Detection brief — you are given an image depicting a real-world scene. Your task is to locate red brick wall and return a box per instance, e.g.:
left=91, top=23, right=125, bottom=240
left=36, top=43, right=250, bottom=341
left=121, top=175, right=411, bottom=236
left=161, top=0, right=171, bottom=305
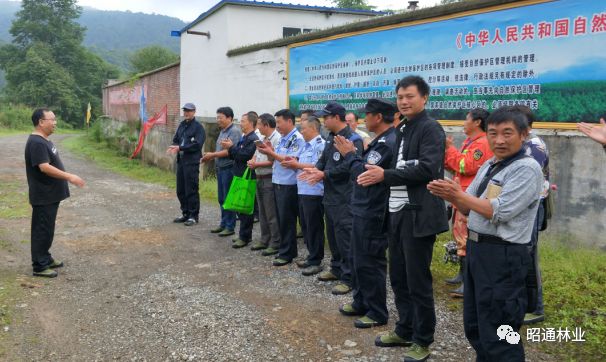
left=102, top=63, right=181, bottom=133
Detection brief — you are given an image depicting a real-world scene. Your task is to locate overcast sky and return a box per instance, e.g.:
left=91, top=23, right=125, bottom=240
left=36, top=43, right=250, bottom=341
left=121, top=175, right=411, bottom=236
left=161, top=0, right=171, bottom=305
left=76, top=0, right=443, bottom=22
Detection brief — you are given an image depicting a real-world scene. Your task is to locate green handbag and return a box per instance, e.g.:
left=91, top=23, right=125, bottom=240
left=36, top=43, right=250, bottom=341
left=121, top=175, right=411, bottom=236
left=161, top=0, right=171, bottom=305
left=223, top=167, right=257, bottom=215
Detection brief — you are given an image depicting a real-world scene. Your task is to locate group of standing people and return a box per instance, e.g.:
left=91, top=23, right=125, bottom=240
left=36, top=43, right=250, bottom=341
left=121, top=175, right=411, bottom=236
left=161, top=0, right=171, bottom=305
left=24, top=73, right=606, bottom=361
left=167, top=75, right=566, bottom=361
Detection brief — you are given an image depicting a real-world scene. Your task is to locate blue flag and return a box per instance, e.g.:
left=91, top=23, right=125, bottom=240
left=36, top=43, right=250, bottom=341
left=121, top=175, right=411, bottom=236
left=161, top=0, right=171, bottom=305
left=139, top=85, right=147, bottom=123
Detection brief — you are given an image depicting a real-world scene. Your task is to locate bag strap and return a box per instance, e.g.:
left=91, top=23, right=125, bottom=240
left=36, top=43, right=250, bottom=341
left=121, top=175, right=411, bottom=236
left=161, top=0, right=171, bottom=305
left=243, top=167, right=251, bottom=180
left=475, top=149, right=528, bottom=197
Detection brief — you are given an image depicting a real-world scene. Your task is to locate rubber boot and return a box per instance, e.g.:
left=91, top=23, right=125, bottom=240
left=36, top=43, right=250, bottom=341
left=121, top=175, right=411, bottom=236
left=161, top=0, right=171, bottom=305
left=445, top=257, right=464, bottom=285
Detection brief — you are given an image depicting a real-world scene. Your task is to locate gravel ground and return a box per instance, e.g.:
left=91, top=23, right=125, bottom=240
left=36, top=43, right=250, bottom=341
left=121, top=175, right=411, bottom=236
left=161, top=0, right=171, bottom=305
left=0, top=134, right=552, bottom=361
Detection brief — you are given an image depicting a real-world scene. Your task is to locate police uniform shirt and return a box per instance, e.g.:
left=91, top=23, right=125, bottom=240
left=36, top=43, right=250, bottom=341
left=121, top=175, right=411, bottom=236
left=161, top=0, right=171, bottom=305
left=215, top=123, right=242, bottom=169
left=345, top=127, right=396, bottom=217
left=296, top=135, right=325, bottom=196
left=466, top=155, right=543, bottom=244
left=272, top=128, right=305, bottom=185
left=315, top=126, right=363, bottom=205
left=25, top=135, right=70, bottom=206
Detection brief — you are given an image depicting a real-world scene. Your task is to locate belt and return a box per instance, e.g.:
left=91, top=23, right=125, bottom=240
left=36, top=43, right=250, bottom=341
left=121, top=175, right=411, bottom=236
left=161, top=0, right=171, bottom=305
left=256, top=174, right=273, bottom=179
left=273, top=183, right=297, bottom=189
left=468, top=230, right=511, bottom=245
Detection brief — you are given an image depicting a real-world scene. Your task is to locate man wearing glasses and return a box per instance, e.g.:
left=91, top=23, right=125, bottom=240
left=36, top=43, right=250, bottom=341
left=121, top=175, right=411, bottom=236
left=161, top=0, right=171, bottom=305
left=25, top=108, right=85, bottom=278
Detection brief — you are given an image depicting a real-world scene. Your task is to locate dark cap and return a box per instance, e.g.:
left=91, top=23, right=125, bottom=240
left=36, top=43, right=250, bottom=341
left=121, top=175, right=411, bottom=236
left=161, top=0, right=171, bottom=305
left=314, top=101, right=346, bottom=119
left=359, top=98, right=397, bottom=115
left=182, top=103, right=196, bottom=111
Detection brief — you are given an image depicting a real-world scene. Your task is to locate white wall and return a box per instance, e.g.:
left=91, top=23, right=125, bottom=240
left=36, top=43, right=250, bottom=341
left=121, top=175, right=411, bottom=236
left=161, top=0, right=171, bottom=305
left=225, top=6, right=374, bottom=49
left=180, top=4, right=376, bottom=118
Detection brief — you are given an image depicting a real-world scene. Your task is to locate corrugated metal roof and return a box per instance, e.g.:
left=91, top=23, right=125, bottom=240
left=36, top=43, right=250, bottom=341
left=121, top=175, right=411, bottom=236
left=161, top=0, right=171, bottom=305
left=178, top=0, right=385, bottom=34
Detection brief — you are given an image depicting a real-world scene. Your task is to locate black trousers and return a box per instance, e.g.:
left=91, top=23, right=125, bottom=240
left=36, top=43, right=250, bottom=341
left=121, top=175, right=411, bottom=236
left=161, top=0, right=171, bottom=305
left=237, top=212, right=254, bottom=242
left=324, top=204, right=353, bottom=285
left=351, top=215, right=388, bottom=323
left=274, top=184, right=299, bottom=261
left=176, top=162, right=200, bottom=220
left=464, top=239, right=530, bottom=362
left=298, top=195, right=325, bottom=265
left=31, top=202, right=60, bottom=272
left=388, top=209, right=436, bottom=347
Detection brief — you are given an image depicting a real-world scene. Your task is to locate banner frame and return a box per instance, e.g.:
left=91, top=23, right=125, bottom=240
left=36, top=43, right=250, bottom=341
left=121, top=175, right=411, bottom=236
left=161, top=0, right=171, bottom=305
left=286, top=0, right=587, bottom=130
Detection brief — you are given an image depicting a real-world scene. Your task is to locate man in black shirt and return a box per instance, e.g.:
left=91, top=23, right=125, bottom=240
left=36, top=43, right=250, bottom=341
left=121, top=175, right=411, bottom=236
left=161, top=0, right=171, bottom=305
left=333, top=99, right=397, bottom=329
left=300, top=101, right=364, bottom=295
left=167, top=103, right=206, bottom=226
left=25, top=108, right=85, bottom=278
left=222, top=111, right=259, bottom=248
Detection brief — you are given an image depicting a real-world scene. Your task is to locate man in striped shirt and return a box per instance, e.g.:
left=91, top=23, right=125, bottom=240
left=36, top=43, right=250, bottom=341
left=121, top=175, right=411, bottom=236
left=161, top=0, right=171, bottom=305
left=358, top=76, right=449, bottom=362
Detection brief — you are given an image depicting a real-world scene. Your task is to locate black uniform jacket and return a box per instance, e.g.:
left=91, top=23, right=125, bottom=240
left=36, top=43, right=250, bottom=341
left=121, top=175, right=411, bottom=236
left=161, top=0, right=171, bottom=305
left=383, top=110, right=449, bottom=237
left=227, top=130, right=259, bottom=178
left=315, top=125, right=364, bottom=206
left=173, top=118, right=206, bottom=165
left=344, top=127, right=396, bottom=224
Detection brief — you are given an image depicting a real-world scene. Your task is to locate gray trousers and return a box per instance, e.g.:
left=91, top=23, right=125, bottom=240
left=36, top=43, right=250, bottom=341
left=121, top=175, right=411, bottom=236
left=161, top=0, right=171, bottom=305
left=256, top=176, right=280, bottom=249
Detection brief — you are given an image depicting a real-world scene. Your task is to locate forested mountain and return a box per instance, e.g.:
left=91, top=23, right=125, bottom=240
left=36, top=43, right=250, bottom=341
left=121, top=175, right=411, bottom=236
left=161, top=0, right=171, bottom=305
left=0, top=1, right=185, bottom=72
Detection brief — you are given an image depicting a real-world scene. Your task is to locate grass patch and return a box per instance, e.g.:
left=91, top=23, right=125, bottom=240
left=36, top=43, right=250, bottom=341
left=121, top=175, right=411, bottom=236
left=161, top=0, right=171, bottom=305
left=61, top=134, right=218, bottom=201
left=0, top=181, right=30, bottom=219
left=431, top=233, right=606, bottom=360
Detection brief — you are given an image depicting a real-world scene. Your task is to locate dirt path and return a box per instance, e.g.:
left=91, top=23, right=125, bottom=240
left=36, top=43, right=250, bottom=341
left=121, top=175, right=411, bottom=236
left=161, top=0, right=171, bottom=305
left=0, top=134, right=550, bottom=361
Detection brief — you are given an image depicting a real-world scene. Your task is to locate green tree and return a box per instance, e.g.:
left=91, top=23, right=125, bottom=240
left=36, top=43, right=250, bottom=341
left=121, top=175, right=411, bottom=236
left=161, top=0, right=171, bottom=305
left=331, top=0, right=375, bottom=11
left=0, top=0, right=119, bottom=126
left=129, top=46, right=179, bottom=75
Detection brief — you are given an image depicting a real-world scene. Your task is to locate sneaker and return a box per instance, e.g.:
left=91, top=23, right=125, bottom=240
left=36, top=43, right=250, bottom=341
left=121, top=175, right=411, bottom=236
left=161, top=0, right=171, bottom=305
left=272, top=258, right=291, bottom=266
left=301, top=265, right=323, bottom=276
left=354, top=316, right=386, bottom=329
left=173, top=216, right=188, bottom=223
left=331, top=283, right=352, bottom=295
left=375, top=331, right=413, bottom=347
left=523, top=313, right=545, bottom=325
left=232, top=239, right=250, bottom=249
left=261, top=247, right=278, bottom=256
left=295, top=259, right=310, bottom=268
left=210, top=227, right=224, bottom=233
left=33, top=268, right=58, bottom=278
left=49, top=260, right=64, bottom=269
left=250, top=242, right=267, bottom=251
left=317, top=270, right=338, bottom=282
left=404, top=343, right=430, bottom=362
left=339, top=303, right=365, bottom=317
left=184, top=218, right=197, bottom=226
left=218, top=229, right=235, bottom=237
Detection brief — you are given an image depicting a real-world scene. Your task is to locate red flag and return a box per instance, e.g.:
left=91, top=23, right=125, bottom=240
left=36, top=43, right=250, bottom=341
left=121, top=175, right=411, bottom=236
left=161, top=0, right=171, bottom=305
left=130, top=105, right=168, bottom=159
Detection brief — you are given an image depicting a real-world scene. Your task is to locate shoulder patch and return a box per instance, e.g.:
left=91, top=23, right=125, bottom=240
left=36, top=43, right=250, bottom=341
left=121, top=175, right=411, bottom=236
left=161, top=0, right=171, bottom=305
left=473, top=149, right=483, bottom=161
left=367, top=150, right=382, bottom=165
left=333, top=151, right=341, bottom=161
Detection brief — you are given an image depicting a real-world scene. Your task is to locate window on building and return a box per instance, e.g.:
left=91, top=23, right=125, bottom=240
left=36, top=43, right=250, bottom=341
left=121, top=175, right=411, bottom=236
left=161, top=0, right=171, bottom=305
left=283, top=27, right=302, bottom=37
